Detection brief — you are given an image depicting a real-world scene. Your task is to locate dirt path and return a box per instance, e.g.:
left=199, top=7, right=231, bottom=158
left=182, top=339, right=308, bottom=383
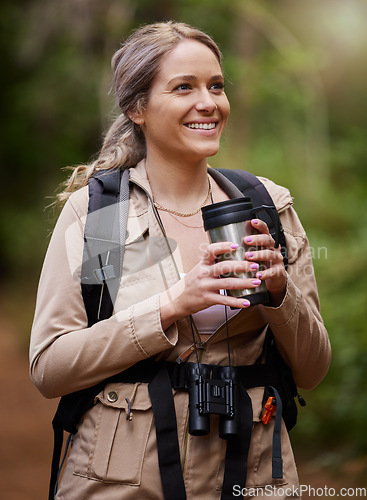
left=0, top=316, right=57, bottom=500
left=0, top=315, right=365, bottom=499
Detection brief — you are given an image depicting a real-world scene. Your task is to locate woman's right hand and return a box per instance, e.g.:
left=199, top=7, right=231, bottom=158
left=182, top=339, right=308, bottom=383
left=159, top=241, right=259, bottom=330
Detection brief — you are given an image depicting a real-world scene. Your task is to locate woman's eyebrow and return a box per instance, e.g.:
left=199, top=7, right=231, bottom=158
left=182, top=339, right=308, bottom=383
left=167, top=74, right=224, bottom=86
left=167, top=75, right=196, bottom=86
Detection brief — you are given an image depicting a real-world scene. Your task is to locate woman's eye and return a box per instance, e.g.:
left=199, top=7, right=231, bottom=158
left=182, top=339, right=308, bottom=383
left=210, top=82, right=225, bottom=91
left=175, top=84, right=190, bottom=91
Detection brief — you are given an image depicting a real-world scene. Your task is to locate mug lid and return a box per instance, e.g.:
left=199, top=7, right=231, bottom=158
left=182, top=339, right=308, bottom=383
left=201, top=197, right=252, bottom=219
left=201, top=197, right=253, bottom=231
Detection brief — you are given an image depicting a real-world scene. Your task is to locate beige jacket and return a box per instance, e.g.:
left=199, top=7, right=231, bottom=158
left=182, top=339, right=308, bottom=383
left=30, top=162, right=331, bottom=499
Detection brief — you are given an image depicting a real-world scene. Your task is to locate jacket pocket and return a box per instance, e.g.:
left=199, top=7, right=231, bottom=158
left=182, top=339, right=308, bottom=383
left=82, top=382, right=153, bottom=485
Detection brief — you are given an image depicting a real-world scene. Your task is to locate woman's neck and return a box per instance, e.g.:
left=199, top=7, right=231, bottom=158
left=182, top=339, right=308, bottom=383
left=145, top=154, right=210, bottom=213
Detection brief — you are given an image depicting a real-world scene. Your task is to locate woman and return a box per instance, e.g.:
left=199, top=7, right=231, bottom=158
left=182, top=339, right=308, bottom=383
left=30, top=21, right=331, bottom=499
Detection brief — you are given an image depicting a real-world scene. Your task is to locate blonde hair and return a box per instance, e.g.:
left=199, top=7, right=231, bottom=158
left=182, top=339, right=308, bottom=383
left=58, top=21, right=222, bottom=202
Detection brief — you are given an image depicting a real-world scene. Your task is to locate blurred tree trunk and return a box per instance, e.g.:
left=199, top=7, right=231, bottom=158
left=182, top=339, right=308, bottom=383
left=228, top=17, right=260, bottom=169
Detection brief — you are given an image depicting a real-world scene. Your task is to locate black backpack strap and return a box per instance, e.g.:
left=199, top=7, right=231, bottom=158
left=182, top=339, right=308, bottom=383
left=148, top=365, right=187, bottom=500
left=81, top=168, right=130, bottom=324
left=221, top=382, right=253, bottom=499
left=262, top=385, right=283, bottom=479
left=214, top=169, right=288, bottom=269
left=49, top=169, right=130, bottom=499
left=262, top=327, right=304, bottom=432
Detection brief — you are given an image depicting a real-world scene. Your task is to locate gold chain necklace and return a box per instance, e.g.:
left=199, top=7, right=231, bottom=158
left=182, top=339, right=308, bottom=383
left=167, top=212, right=203, bottom=228
left=153, top=177, right=212, bottom=217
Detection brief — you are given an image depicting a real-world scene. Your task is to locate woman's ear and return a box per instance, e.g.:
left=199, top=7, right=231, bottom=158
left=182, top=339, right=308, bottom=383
left=129, top=114, right=145, bottom=125
left=127, top=108, right=145, bottom=126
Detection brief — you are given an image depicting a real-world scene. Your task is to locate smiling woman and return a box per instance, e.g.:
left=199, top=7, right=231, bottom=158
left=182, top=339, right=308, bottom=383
left=129, top=39, right=229, bottom=178
left=30, top=21, right=330, bottom=500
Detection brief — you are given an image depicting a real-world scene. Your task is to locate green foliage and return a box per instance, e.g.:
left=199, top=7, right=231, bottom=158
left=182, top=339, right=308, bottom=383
left=1, top=0, right=367, bottom=457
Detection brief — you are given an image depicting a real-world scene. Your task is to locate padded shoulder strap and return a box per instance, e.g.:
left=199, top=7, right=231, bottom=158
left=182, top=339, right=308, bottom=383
left=217, top=170, right=304, bottom=428
left=216, top=169, right=273, bottom=206
left=216, top=169, right=288, bottom=269
left=81, top=168, right=130, bottom=326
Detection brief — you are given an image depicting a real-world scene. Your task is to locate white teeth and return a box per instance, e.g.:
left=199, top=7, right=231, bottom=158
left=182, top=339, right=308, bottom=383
left=187, top=123, right=216, bottom=130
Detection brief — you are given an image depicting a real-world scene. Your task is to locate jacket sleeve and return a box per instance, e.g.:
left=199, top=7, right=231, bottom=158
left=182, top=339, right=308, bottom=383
left=29, top=191, right=178, bottom=399
left=262, top=205, right=331, bottom=390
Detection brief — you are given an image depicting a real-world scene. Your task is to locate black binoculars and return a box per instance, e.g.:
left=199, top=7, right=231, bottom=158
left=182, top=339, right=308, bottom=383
left=186, top=364, right=240, bottom=440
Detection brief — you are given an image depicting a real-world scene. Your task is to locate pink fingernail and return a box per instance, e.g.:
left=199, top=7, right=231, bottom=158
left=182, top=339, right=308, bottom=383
left=245, top=236, right=252, bottom=243
left=252, top=279, right=261, bottom=286
left=246, top=252, right=254, bottom=258
left=230, top=243, right=239, bottom=249
left=252, top=219, right=259, bottom=224
left=242, top=301, right=251, bottom=307
left=250, top=263, right=259, bottom=270
left=257, top=272, right=263, bottom=278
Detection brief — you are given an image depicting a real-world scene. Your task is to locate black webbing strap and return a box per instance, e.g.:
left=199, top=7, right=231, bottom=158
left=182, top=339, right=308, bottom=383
left=49, top=420, right=63, bottom=500
left=148, top=365, right=187, bottom=500
left=221, top=382, right=253, bottom=499
left=267, top=386, right=283, bottom=479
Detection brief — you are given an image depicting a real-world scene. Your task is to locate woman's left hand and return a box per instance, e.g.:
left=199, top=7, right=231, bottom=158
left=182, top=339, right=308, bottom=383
left=244, top=219, right=287, bottom=307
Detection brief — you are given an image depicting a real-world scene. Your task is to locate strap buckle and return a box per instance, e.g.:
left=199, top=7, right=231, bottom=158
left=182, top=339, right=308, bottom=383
left=93, top=264, right=116, bottom=282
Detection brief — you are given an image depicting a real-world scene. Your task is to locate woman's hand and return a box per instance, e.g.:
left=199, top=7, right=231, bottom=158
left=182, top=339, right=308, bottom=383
left=160, top=220, right=287, bottom=329
left=244, top=219, right=287, bottom=307
left=159, top=241, right=261, bottom=329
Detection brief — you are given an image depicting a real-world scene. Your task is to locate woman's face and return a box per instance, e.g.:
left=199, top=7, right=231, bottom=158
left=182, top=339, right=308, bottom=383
left=134, top=39, right=230, bottom=164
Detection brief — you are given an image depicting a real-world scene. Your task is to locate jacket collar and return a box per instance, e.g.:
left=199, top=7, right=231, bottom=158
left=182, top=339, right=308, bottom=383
left=128, top=160, right=293, bottom=214
left=129, top=160, right=244, bottom=202
left=129, top=160, right=152, bottom=199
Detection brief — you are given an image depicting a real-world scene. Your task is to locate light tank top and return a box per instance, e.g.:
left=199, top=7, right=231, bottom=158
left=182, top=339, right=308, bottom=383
left=179, top=274, right=239, bottom=336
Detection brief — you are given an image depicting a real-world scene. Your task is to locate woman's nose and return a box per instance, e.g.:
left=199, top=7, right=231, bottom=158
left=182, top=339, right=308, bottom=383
left=195, top=90, right=218, bottom=113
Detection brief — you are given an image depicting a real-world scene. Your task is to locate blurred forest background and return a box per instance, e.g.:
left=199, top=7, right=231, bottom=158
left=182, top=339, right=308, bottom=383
left=1, top=0, right=367, bottom=497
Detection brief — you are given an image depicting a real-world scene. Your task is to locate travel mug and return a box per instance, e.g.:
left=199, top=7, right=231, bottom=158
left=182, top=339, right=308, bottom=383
left=201, top=197, right=280, bottom=305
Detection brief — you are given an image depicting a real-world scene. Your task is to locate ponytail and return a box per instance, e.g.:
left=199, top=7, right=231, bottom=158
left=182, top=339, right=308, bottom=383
left=57, top=113, right=145, bottom=203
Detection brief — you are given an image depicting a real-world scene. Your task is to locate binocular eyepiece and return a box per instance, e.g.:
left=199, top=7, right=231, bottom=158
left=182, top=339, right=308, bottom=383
left=186, top=364, right=240, bottom=440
